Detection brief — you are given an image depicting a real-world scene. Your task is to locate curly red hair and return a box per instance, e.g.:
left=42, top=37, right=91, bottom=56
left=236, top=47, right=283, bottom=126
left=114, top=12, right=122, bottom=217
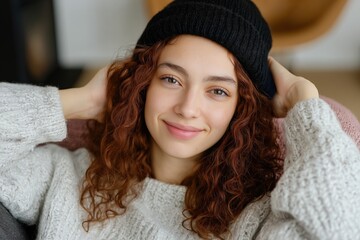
left=81, top=38, right=283, bottom=239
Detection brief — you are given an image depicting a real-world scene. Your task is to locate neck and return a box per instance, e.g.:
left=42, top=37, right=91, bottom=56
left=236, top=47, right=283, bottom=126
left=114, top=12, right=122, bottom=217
left=150, top=147, right=199, bottom=185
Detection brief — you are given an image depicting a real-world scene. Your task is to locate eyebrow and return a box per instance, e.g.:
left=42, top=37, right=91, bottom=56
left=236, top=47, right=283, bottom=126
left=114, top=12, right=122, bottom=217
left=157, top=62, right=237, bottom=86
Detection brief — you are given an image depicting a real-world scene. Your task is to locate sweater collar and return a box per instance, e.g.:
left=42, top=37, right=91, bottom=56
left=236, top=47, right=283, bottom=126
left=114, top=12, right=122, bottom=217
left=140, top=177, right=187, bottom=209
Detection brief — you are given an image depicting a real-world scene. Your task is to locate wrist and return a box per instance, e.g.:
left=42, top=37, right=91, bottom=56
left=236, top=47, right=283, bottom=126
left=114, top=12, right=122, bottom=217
left=59, top=87, right=90, bottom=120
left=288, top=80, right=319, bottom=109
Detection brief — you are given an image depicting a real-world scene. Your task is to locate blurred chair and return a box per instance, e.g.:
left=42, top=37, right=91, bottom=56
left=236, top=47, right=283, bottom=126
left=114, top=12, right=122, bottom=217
left=253, top=0, right=348, bottom=51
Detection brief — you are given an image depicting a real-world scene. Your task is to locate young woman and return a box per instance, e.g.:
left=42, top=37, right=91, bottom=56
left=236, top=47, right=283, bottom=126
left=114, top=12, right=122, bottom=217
left=1, top=0, right=359, bottom=239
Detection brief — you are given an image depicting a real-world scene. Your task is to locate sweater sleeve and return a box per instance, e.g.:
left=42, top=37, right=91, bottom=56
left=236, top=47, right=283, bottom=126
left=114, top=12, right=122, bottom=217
left=259, top=98, right=360, bottom=239
left=0, top=83, right=66, bottom=159
left=0, top=82, right=67, bottom=224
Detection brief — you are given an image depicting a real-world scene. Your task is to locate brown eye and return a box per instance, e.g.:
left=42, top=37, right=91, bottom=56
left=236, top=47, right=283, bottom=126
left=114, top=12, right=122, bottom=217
left=210, top=88, right=229, bottom=97
left=161, top=76, right=180, bottom=85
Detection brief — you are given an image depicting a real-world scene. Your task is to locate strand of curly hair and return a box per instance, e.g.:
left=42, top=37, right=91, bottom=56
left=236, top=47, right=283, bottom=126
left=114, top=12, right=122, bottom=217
left=80, top=38, right=283, bottom=239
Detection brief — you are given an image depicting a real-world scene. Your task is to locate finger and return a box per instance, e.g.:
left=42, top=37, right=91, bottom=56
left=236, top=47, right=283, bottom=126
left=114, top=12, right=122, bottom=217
left=268, top=57, right=294, bottom=85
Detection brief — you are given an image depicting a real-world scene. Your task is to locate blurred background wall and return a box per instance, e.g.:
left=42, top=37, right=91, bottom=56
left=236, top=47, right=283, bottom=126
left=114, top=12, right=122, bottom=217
left=53, top=0, right=148, bottom=67
left=53, top=0, right=360, bottom=70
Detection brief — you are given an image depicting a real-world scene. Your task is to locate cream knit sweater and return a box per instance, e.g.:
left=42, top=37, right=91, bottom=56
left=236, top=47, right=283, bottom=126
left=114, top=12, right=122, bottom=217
left=0, top=82, right=359, bottom=240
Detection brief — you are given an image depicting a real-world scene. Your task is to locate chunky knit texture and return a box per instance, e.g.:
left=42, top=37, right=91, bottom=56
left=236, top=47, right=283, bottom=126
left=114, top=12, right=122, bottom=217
left=0, top=82, right=359, bottom=239
left=137, top=0, right=276, bottom=98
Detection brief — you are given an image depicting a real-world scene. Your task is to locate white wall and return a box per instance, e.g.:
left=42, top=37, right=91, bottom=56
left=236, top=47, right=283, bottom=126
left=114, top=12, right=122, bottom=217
left=54, top=0, right=360, bottom=70
left=53, top=0, right=148, bottom=67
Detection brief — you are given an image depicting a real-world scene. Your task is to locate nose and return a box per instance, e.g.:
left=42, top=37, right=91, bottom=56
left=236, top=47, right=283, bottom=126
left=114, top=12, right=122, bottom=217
left=174, top=89, right=201, bottom=119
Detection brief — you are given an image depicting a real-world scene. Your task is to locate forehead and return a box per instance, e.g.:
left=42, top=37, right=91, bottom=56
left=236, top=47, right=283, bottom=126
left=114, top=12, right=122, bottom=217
left=158, top=35, right=236, bottom=77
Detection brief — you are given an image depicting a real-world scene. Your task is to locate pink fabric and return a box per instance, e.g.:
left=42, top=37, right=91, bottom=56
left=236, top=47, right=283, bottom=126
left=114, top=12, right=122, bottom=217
left=321, top=96, right=360, bottom=147
left=57, top=119, right=89, bottom=151
left=59, top=96, right=360, bottom=151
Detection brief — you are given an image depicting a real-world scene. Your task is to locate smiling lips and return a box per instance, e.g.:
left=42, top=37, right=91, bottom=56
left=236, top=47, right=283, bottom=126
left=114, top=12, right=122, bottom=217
left=164, top=121, right=203, bottom=140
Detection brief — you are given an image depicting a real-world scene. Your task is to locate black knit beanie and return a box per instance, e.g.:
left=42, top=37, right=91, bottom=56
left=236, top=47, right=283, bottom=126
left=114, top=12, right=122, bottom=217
left=137, top=0, right=276, bottom=98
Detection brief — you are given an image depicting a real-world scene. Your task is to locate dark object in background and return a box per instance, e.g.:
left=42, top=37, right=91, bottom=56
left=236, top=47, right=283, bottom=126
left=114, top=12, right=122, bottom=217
left=0, top=0, right=82, bottom=89
left=0, top=202, right=35, bottom=240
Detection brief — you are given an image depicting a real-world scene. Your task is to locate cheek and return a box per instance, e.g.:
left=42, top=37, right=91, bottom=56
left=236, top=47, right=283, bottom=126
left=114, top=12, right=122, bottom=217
left=146, top=85, right=170, bottom=117
left=145, top=83, right=174, bottom=128
left=145, top=87, right=159, bottom=126
left=207, top=106, right=236, bottom=133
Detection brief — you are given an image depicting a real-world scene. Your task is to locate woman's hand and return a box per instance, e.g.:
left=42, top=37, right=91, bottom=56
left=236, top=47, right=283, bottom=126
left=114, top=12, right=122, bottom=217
left=59, top=67, right=108, bottom=121
left=269, top=57, right=319, bottom=117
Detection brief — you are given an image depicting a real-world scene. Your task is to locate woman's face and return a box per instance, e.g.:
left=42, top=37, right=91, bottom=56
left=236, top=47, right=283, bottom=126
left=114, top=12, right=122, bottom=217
left=145, top=35, right=238, bottom=161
